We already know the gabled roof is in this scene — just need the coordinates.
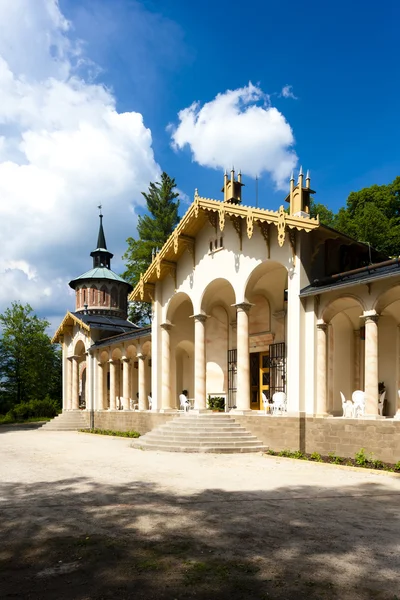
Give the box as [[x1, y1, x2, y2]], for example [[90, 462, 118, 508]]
[[52, 311, 90, 343], [130, 193, 320, 302], [52, 311, 139, 343]]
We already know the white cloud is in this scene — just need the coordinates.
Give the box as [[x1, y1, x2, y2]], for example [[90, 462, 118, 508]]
[[280, 85, 297, 100], [0, 0, 161, 326], [169, 82, 297, 189]]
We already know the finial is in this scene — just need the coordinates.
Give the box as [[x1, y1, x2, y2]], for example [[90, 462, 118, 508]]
[[98, 204, 103, 218], [299, 166, 303, 176], [290, 171, 294, 181], [231, 165, 235, 173], [194, 188, 198, 198]]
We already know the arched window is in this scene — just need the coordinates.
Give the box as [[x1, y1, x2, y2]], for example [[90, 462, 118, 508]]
[[101, 285, 108, 306], [111, 286, 118, 307]]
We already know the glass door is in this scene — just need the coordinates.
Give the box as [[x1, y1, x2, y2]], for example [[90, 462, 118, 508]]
[[259, 352, 270, 408]]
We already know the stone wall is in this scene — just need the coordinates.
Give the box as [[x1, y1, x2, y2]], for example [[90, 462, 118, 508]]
[[92, 411, 400, 463], [93, 411, 175, 435]]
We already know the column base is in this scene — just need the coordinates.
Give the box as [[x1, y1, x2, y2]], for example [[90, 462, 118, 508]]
[[159, 408, 178, 413], [229, 409, 253, 415], [393, 410, 400, 420]]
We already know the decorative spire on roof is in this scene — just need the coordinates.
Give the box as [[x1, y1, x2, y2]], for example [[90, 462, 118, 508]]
[[90, 208, 114, 269]]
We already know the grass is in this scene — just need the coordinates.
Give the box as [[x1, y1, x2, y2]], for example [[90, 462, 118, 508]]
[[80, 428, 140, 438], [266, 447, 400, 473], [0, 416, 52, 425]]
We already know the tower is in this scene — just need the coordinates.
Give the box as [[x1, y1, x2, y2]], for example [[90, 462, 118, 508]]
[[284, 167, 315, 218], [69, 210, 133, 319], [221, 168, 244, 204]]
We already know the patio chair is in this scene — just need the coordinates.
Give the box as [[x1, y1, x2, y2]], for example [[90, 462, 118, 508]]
[[378, 391, 386, 416], [148, 395, 152, 411], [352, 390, 365, 418], [340, 391, 354, 418], [271, 392, 287, 415], [179, 393, 190, 412], [262, 392, 270, 415]]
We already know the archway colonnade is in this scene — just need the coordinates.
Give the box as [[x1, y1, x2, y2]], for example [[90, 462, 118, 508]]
[[317, 287, 400, 418]]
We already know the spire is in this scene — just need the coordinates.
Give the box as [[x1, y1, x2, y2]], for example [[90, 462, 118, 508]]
[[90, 207, 113, 269], [96, 205, 107, 250]]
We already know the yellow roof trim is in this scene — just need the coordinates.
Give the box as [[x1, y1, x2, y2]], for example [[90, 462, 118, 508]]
[[52, 311, 90, 343], [130, 195, 320, 302]]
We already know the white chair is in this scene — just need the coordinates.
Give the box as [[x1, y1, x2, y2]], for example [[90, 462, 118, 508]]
[[340, 391, 353, 418], [352, 390, 365, 418], [378, 391, 386, 416], [271, 392, 287, 415], [179, 393, 190, 412], [147, 395, 152, 411], [262, 392, 270, 415]]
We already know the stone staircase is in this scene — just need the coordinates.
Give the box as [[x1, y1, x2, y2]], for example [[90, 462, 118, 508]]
[[41, 411, 90, 431], [131, 413, 266, 453]]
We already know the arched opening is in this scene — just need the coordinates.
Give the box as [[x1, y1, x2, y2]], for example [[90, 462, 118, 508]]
[[375, 286, 400, 416], [201, 278, 236, 409], [244, 261, 288, 410], [167, 292, 194, 408], [74, 340, 86, 409], [322, 295, 364, 415], [111, 286, 118, 308]]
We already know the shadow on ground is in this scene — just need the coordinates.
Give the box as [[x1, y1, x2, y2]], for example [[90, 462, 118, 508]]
[[1, 471, 400, 599]]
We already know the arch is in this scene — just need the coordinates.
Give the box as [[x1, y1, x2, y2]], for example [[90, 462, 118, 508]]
[[141, 340, 152, 356], [200, 278, 236, 316], [249, 294, 271, 335], [82, 286, 87, 306], [374, 285, 400, 315], [99, 350, 109, 364], [176, 340, 194, 404], [166, 291, 194, 323], [322, 294, 365, 325], [126, 344, 138, 359], [111, 347, 122, 360], [74, 339, 86, 357], [101, 285, 108, 306], [91, 286, 97, 305], [244, 260, 287, 304]]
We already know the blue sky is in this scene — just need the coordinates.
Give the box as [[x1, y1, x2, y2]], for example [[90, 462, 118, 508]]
[[62, 0, 399, 212], [0, 0, 398, 327]]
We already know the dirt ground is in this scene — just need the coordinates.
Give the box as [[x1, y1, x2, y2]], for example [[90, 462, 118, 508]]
[[1, 427, 400, 600]]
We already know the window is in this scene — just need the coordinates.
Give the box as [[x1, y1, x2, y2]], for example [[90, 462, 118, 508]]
[[209, 236, 224, 254]]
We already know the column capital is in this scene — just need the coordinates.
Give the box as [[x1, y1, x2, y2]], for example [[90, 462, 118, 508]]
[[68, 354, 80, 361], [233, 302, 254, 314], [362, 311, 379, 324], [108, 358, 118, 365], [316, 321, 328, 332], [191, 313, 208, 323], [137, 353, 147, 361], [160, 322, 173, 331], [121, 356, 131, 363]]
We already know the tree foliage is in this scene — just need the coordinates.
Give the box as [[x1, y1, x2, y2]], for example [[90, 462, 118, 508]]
[[0, 302, 61, 413], [123, 172, 180, 325], [311, 176, 400, 257]]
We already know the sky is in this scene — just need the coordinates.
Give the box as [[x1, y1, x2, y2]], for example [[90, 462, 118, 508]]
[[0, 0, 398, 331]]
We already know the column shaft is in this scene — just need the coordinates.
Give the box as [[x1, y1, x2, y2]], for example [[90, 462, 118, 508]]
[[122, 359, 130, 410], [316, 323, 328, 415], [138, 355, 147, 410], [354, 329, 361, 391], [72, 358, 79, 410], [364, 315, 379, 416], [109, 360, 117, 411], [66, 358, 72, 410], [236, 304, 251, 411], [161, 324, 172, 410], [194, 315, 207, 410], [97, 363, 104, 410]]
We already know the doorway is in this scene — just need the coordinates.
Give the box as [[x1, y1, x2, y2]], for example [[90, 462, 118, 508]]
[[250, 351, 270, 410]]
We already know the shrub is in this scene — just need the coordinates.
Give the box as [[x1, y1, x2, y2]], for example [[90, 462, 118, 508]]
[[6, 396, 60, 421], [355, 448, 369, 467], [82, 429, 140, 438], [310, 452, 323, 462], [207, 396, 225, 412]]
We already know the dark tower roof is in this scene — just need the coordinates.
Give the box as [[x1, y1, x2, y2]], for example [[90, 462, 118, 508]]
[[90, 211, 113, 270]]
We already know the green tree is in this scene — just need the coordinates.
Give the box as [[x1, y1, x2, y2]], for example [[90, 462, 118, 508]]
[[0, 302, 61, 413], [123, 172, 180, 324], [310, 198, 336, 227]]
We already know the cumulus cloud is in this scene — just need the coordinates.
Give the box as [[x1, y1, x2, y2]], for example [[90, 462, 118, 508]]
[[280, 85, 298, 100], [169, 82, 297, 189], [0, 0, 161, 326]]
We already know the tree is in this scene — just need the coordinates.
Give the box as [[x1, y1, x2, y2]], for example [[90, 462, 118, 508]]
[[123, 172, 180, 324], [0, 302, 61, 413], [313, 176, 400, 257]]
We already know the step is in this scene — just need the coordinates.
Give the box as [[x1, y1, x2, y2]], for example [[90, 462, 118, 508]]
[[146, 432, 255, 440], [131, 442, 265, 454], [132, 439, 263, 448]]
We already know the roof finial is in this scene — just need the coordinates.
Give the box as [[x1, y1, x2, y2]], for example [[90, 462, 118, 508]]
[[305, 169, 310, 189], [290, 171, 294, 182], [98, 204, 103, 218]]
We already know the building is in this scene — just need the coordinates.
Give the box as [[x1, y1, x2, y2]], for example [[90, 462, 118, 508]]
[[53, 171, 400, 461]]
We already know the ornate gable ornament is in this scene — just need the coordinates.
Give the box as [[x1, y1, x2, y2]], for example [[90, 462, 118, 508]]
[[130, 173, 320, 303]]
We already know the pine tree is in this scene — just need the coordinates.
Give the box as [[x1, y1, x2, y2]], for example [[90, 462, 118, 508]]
[[123, 172, 180, 324]]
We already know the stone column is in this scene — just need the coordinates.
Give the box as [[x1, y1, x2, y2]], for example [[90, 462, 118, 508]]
[[193, 314, 207, 410], [235, 303, 252, 411], [97, 362, 104, 410], [160, 323, 172, 410], [364, 313, 379, 416], [66, 357, 73, 410], [354, 329, 361, 391], [109, 360, 117, 411], [122, 358, 131, 410], [138, 354, 147, 411], [71, 357, 79, 410], [316, 322, 328, 415]]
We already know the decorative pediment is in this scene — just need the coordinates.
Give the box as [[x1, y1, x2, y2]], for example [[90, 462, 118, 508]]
[[52, 311, 90, 343]]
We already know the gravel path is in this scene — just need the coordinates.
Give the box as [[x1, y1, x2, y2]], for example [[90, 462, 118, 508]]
[[1, 428, 400, 599]]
